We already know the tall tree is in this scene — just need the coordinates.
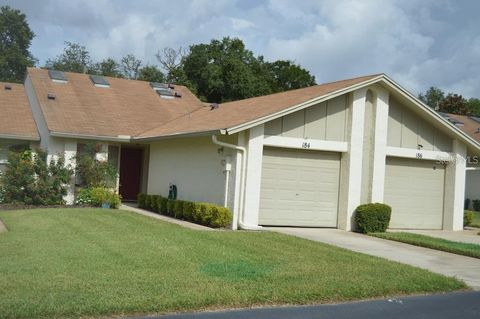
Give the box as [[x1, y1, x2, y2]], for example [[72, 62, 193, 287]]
[[181, 37, 273, 102], [156, 47, 186, 83], [121, 54, 142, 79], [466, 98, 480, 116], [45, 41, 91, 73], [418, 87, 445, 109], [265, 60, 316, 92], [0, 6, 36, 83], [138, 65, 165, 83], [90, 58, 123, 77], [438, 93, 468, 115]]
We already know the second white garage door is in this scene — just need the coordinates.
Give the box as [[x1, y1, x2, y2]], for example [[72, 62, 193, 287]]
[[258, 148, 340, 227], [384, 157, 445, 230]]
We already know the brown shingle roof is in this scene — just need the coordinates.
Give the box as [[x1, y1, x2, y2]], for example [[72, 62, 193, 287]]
[[136, 74, 382, 139], [27, 68, 204, 138], [0, 82, 39, 140], [445, 113, 480, 143]]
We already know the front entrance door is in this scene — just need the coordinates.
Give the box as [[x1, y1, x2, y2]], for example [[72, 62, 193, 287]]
[[119, 147, 143, 201]]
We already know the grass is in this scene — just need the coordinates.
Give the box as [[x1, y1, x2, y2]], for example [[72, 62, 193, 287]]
[[371, 232, 480, 259], [471, 211, 480, 228], [0, 209, 466, 319]]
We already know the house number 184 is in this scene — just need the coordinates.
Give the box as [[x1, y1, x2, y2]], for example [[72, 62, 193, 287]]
[[302, 142, 311, 149]]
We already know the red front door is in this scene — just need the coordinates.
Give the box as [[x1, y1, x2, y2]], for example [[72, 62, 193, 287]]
[[119, 147, 143, 201]]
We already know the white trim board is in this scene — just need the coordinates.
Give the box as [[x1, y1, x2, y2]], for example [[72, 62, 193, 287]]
[[263, 136, 348, 153], [386, 146, 452, 162]]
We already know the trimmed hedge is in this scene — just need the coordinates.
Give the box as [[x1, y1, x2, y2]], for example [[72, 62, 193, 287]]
[[354, 203, 392, 233], [137, 193, 232, 228]]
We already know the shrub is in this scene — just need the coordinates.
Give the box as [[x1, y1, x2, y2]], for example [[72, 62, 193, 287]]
[[174, 200, 185, 219], [354, 203, 392, 233], [182, 201, 195, 221], [75, 188, 93, 205], [1, 149, 72, 205], [151, 195, 162, 213], [464, 210, 474, 227], [166, 199, 175, 216], [159, 197, 168, 214], [75, 143, 117, 188], [473, 200, 480, 212], [89, 187, 121, 209], [465, 198, 471, 210], [210, 205, 232, 228], [137, 193, 147, 208], [145, 195, 153, 211]]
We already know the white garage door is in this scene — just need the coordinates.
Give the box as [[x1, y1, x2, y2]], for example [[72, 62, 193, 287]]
[[384, 157, 445, 230], [259, 148, 340, 227]]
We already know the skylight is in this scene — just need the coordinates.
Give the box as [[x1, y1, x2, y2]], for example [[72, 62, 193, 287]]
[[89, 75, 110, 87], [155, 88, 174, 98], [48, 70, 68, 83], [150, 82, 169, 90], [470, 116, 480, 123]]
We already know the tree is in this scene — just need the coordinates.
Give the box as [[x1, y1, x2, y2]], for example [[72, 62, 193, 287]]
[[418, 87, 445, 109], [121, 54, 142, 79], [156, 47, 186, 83], [438, 93, 468, 115], [138, 65, 165, 82], [181, 37, 273, 102], [0, 6, 36, 83], [45, 41, 91, 73], [265, 60, 316, 92], [466, 98, 480, 116], [89, 58, 123, 78]]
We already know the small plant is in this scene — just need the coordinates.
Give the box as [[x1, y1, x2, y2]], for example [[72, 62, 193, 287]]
[[354, 203, 392, 233], [77, 187, 121, 209], [75, 143, 117, 189], [137, 193, 147, 208], [464, 210, 474, 227]]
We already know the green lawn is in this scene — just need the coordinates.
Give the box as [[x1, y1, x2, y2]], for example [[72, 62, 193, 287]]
[[0, 209, 466, 319], [471, 211, 480, 228], [371, 232, 480, 259]]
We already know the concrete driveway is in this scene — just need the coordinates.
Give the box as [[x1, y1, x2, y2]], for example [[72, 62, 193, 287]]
[[266, 227, 480, 290]]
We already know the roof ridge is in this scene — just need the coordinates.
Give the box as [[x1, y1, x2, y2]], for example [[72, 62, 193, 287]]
[[220, 73, 384, 106]]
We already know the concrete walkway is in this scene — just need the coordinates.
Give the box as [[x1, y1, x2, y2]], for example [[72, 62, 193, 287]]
[[391, 228, 480, 245], [266, 227, 480, 290], [120, 204, 213, 231]]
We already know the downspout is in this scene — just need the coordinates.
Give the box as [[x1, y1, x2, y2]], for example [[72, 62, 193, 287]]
[[212, 135, 262, 230]]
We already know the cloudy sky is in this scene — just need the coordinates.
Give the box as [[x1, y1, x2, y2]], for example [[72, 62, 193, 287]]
[[3, 0, 480, 97]]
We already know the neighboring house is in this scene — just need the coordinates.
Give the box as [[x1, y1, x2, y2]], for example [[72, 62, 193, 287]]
[[0, 82, 40, 173], [440, 113, 480, 208], [2, 67, 480, 231]]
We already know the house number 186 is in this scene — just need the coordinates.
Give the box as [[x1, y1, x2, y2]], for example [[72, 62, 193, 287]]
[[302, 142, 311, 149]]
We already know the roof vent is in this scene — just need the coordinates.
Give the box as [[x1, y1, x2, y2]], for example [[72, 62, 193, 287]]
[[4, 84, 12, 90], [168, 84, 175, 89], [89, 75, 110, 88], [476, 128, 480, 134], [48, 70, 68, 83], [210, 103, 219, 110], [174, 92, 182, 98], [47, 93, 56, 100]]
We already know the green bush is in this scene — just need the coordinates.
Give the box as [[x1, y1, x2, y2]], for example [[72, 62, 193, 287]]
[[138, 194, 232, 228], [75, 143, 117, 188], [174, 200, 185, 219], [464, 210, 474, 227], [76, 187, 121, 209], [137, 193, 147, 208], [0, 149, 72, 205], [473, 200, 480, 212], [354, 203, 392, 233], [151, 195, 162, 213], [89, 187, 121, 209]]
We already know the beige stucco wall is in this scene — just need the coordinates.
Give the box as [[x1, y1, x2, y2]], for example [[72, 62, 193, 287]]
[[264, 94, 348, 141], [147, 136, 237, 207], [387, 97, 452, 151]]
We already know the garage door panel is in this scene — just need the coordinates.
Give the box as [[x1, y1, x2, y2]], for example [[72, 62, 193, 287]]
[[384, 157, 445, 230], [259, 148, 340, 227]]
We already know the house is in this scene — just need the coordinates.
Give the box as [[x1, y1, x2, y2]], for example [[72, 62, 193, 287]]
[[439, 113, 480, 208], [1, 67, 479, 231]]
